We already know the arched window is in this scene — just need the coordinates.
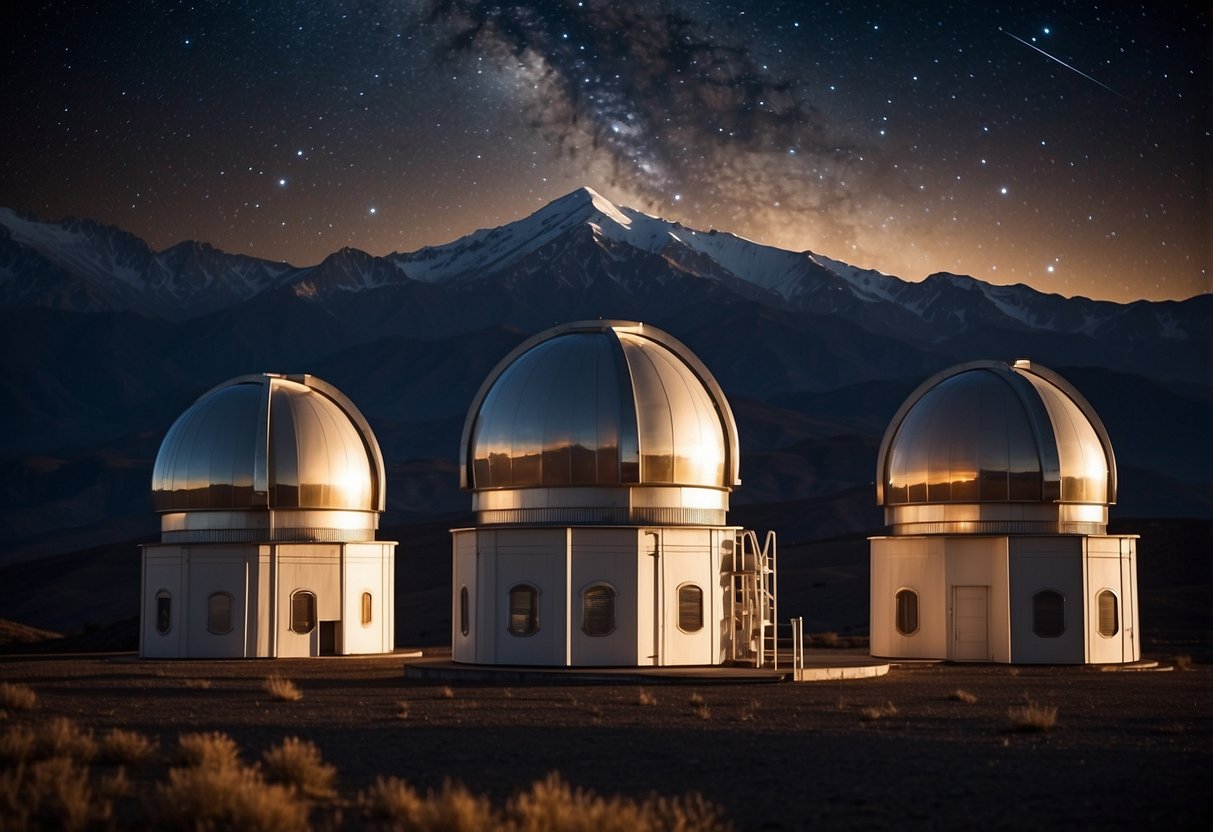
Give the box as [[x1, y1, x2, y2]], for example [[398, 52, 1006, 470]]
[[459, 587, 469, 637], [581, 584, 616, 637], [1096, 590, 1119, 637], [677, 584, 703, 633], [155, 590, 172, 635], [291, 590, 317, 635], [360, 592, 373, 627], [207, 592, 233, 634], [1032, 590, 1065, 638], [895, 589, 919, 635], [508, 585, 539, 636]]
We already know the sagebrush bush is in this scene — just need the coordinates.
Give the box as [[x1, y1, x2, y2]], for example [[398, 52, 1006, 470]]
[[264, 675, 303, 702], [949, 689, 978, 704], [0, 682, 38, 712], [1008, 702, 1058, 732], [38, 717, 97, 762], [636, 688, 657, 707], [361, 776, 495, 831], [1174, 654, 1192, 671], [0, 723, 36, 764], [154, 760, 307, 832], [97, 727, 157, 765], [0, 755, 110, 832], [177, 731, 242, 770], [261, 736, 337, 799]]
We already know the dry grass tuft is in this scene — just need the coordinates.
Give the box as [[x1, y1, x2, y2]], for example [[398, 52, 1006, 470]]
[[636, 688, 657, 707], [1007, 701, 1058, 732], [261, 736, 337, 799], [860, 702, 899, 721], [508, 772, 732, 832], [358, 772, 733, 832], [361, 776, 495, 831], [0, 755, 110, 832], [396, 700, 411, 719], [0, 682, 38, 712], [177, 731, 242, 770], [97, 727, 157, 765], [1174, 654, 1192, 671], [264, 674, 303, 702], [154, 758, 308, 832], [949, 689, 978, 704], [182, 678, 213, 690], [37, 716, 97, 762], [438, 685, 455, 700], [0, 723, 36, 764]]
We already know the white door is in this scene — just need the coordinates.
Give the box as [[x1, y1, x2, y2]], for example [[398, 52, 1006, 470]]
[[953, 586, 989, 661]]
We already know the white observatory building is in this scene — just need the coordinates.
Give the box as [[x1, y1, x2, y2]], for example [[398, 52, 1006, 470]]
[[140, 374, 396, 658], [451, 321, 776, 667], [869, 360, 1139, 664]]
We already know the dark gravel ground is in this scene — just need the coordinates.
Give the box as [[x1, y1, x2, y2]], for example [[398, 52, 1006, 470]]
[[1, 652, 1210, 830]]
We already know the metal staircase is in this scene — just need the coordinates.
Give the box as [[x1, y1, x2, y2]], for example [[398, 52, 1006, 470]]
[[726, 529, 778, 667]]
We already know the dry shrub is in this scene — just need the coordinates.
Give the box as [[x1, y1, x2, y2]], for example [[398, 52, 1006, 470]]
[[396, 700, 411, 719], [860, 702, 899, 721], [97, 727, 157, 765], [264, 674, 303, 702], [261, 736, 337, 799], [0, 682, 38, 711], [1174, 654, 1192, 671], [154, 760, 307, 832], [0, 723, 36, 763], [438, 685, 455, 700], [949, 689, 978, 704], [361, 776, 495, 831], [508, 772, 731, 832], [0, 756, 110, 832], [688, 692, 705, 707], [1008, 702, 1058, 732], [360, 773, 733, 832], [98, 766, 132, 800], [183, 678, 213, 690], [37, 717, 97, 762], [636, 688, 657, 707], [177, 731, 242, 770]]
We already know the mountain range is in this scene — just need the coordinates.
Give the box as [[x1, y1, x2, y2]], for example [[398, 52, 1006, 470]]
[[0, 187, 1208, 635]]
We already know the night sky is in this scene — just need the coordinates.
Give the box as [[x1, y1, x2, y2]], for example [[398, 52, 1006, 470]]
[[3, 1, 1208, 303]]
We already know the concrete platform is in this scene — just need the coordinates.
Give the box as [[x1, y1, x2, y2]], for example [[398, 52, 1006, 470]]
[[403, 651, 890, 684]]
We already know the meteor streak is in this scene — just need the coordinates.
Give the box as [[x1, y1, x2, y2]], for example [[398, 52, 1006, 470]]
[[1003, 30, 1127, 99]]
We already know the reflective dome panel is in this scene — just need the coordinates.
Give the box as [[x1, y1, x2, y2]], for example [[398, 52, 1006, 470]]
[[1020, 372, 1109, 503], [463, 321, 738, 494], [153, 374, 385, 514], [884, 369, 1044, 505], [877, 360, 1116, 530]]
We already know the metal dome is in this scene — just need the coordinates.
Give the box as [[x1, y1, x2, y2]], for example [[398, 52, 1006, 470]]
[[876, 360, 1116, 535], [152, 374, 385, 543], [461, 321, 739, 526]]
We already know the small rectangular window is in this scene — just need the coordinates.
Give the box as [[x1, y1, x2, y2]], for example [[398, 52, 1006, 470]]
[[155, 591, 172, 635], [508, 585, 539, 636], [460, 587, 469, 637], [1096, 590, 1119, 637], [207, 592, 233, 634], [291, 591, 317, 634], [1032, 590, 1065, 638], [678, 585, 703, 633]]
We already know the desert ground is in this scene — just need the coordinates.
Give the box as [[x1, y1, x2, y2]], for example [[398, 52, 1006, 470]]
[[1, 651, 1209, 830]]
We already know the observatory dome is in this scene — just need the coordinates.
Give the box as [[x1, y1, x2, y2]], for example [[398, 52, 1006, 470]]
[[876, 360, 1116, 536], [152, 374, 385, 542], [461, 321, 739, 526]]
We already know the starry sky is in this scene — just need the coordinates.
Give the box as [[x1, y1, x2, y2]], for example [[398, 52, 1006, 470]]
[[2, 1, 1208, 303]]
